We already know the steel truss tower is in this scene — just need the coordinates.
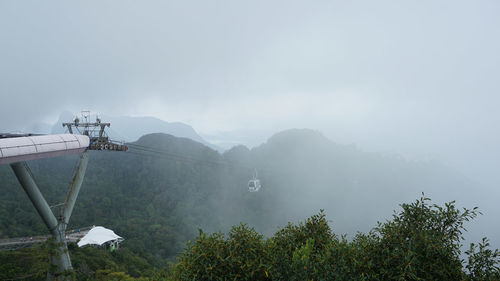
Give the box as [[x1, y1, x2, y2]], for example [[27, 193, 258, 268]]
[[63, 111, 127, 151]]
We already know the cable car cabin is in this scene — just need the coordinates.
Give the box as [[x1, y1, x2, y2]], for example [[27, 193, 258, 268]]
[[248, 179, 261, 192]]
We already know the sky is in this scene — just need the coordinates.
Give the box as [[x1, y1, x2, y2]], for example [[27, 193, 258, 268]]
[[1, 0, 500, 185]]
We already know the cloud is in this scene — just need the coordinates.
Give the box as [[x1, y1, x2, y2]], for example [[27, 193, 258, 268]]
[[0, 0, 499, 178], [1, 0, 500, 253]]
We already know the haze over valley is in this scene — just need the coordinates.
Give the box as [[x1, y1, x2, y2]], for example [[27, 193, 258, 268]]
[[1, 0, 499, 279]]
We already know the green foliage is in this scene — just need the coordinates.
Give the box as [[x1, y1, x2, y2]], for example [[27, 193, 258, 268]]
[[353, 196, 479, 280], [0, 244, 49, 280], [0, 242, 154, 280], [465, 238, 500, 281], [0, 132, 496, 279], [168, 196, 500, 281], [69, 243, 153, 280], [172, 225, 270, 281], [94, 269, 150, 281], [1, 196, 500, 280], [269, 211, 334, 280]]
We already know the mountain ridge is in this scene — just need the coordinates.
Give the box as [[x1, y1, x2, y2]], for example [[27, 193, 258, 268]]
[[0, 126, 488, 271], [50, 111, 220, 151]]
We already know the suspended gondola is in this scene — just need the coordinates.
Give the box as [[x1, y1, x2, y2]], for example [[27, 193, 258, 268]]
[[248, 169, 261, 192]]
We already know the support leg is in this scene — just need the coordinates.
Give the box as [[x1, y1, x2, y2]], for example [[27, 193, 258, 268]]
[[10, 152, 89, 279], [63, 152, 89, 224], [10, 162, 58, 231]]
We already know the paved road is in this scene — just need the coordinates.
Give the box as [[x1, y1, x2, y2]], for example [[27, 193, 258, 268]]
[[0, 227, 92, 250]]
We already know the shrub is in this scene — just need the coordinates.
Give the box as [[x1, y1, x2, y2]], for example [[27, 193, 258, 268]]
[[172, 224, 270, 281], [465, 237, 500, 281], [167, 197, 499, 281]]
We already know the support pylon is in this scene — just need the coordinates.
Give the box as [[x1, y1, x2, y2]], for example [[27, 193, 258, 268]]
[[10, 152, 89, 280]]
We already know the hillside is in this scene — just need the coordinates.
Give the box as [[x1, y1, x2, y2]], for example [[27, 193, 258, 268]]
[[0, 129, 477, 272], [221, 129, 475, 236]]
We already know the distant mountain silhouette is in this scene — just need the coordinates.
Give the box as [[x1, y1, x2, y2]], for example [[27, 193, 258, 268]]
[[50, 111, 220, 150]]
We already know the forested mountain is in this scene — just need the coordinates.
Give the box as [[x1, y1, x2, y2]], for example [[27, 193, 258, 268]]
[[0, 129, 477, 275]]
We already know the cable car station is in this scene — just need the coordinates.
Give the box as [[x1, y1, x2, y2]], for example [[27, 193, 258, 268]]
[[0, 112, 126, 279]]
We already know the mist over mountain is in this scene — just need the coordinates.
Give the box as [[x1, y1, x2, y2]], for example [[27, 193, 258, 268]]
[[223, 129, 481, 235], [1, 128, 494, 271]]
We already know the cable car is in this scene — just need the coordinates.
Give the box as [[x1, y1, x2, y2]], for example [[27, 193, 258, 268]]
[[248, 170, 261, 192]]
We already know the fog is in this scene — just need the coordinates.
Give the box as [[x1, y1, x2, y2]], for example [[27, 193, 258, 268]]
[[1, 1, 499, 249]]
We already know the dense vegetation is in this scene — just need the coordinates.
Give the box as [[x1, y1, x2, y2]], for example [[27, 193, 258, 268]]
[[0, 242, 155, 280], [171, 197, 500, 281], [0, 129, 495, 279], [1, 197, 499, 280]]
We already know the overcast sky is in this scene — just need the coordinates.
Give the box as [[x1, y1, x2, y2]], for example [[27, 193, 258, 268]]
[[1, 0, 500, 185]]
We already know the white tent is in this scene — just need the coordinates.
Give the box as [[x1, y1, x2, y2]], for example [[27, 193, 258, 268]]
[[77, 226, 123, 247]]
